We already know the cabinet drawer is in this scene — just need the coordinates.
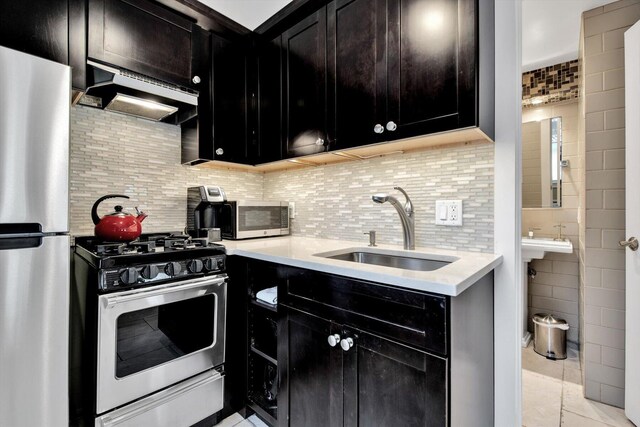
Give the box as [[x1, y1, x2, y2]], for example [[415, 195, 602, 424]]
[[280, 266, 448, 356]]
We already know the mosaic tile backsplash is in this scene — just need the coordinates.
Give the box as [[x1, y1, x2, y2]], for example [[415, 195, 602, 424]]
[[263, 141, 495, 252], [522, 60, 580, 108], [70, 106, 263, 236], [70, 106, 494, 252]]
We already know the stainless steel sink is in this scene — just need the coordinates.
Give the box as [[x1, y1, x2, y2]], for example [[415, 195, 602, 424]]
[[316, 249, 454, 272]]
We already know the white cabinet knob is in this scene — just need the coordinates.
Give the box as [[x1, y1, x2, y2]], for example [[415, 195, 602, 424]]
[[374, 124, 384, 134], [386, 121, 397, 131], [327, 334, 341, 347], [192, 75, 201, 84], [215, 148, 224, 155], [340, 337, 354, 351]]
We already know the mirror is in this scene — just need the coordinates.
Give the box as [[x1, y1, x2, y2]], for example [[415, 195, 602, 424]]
[[522, 117, 563, 208]]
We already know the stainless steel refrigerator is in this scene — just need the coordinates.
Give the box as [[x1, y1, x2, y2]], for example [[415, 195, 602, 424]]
[[0, 46, 70, 426]]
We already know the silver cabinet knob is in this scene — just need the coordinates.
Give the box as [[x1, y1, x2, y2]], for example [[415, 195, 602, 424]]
[[374, 124, 384, 134], [340, 337, 354, 351], [192, 75, 201, 84], [215, 148, 224, 156], [619, 237, 639, 251], [327, 334, 341, 347], [315, 138, 325, 146], [386, 121, 397, 131]]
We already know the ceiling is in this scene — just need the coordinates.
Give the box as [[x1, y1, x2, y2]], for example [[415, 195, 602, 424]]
[[522, 0, 614, 71], [197, 0, 293, 30], [198, 0, 616, 70]]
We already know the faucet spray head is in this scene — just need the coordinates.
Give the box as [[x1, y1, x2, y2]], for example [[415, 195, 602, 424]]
[[372, 194, 389, 204]]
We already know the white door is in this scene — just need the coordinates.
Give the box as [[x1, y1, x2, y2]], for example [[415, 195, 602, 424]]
[[624, 21, 640, 425]]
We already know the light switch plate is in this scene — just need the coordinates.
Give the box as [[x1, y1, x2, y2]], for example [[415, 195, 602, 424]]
[[288, 202, 296, 219], [435, 200, 462, 226]]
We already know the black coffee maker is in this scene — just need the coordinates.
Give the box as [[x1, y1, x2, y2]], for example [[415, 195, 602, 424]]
[[186, 186, 226, 239]]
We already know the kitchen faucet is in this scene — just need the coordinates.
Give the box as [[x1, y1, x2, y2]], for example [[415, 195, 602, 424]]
[[371, 186, 415, 250]]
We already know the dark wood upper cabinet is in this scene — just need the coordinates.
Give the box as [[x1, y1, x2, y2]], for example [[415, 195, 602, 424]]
[[282, 8, 328, 158], [326, 0, 387, 150], [386, 0, 477, 140], [88, 0, 203, 90], [257, 36, 284, 163], [0, 0, 68, 65], [210, 32, 249, 163]]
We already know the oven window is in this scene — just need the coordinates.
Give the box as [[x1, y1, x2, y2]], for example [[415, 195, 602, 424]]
[[238, 206, 283, 231], [115, 294, 215, 378]]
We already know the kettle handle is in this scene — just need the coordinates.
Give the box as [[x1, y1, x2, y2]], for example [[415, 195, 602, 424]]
[[91, 194, 130, 225]]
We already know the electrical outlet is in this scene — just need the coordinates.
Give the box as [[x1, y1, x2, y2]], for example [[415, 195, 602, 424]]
[[288, 201, 296, 219], [435, 200, 462, 226]]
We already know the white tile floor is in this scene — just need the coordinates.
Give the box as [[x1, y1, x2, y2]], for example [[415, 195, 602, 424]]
[[214, 413, 270, 427], [523, 344, 635, 427]]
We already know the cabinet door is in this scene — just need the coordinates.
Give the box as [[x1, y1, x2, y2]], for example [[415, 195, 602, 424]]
[[0, 0, 68, 65], [343, 329, 447, 427], [280, 306, 343, 427], [211, 33, 249, 163], [282, 8, 327, 158], [257, 36, 284, 163], [387, 0, 476, 140], [327, 0, 387, 150], [88, 0, 197, 89]]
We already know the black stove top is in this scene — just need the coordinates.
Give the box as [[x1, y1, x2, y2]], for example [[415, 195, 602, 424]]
[[74, 232, 228, 292]]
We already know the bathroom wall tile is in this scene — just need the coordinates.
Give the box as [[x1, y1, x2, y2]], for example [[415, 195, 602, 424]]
[[584, 248, 625, 270], [584, 361, 625, 388], [601, 308, 625, 330], [531, 296, 578, 315], [585, 324, 625, 350], [603, 149, 625, 170], [584, 267, 602, 287], [584, 34, 603, 56], [603, 0, 640, 13], [583, 50, 624, 74], [603, 68, 625, 91], [585, 209, 625, 229], [602, 268, 625, 290], [585, 112, 604, 132], [585, 190, 603, 209], [529, 283, 553, 298], [585, 287, 626, 311], [585, 229, 602, 248], [584, 343, 602, 363], [585, 170, 625, 190], [585, 88, 625, 113], [603, 27, 627, 51], [584, 3, 640, 37], [552, 261, 579, 276], [585, 73, 603, 94], [600, 384, 625, 408], [603, 189, 625, 210], [604, 108, 625, 129], [585, 128, 625, 151], [584, 305, 602, 325], [601, 229, 625, 249], [552, 287, 579, 302]]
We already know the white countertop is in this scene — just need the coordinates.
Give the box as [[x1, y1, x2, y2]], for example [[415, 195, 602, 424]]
[[221, 236, 502, 296]]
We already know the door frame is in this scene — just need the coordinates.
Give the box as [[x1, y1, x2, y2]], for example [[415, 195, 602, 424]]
[[494, 0, 523, 425]]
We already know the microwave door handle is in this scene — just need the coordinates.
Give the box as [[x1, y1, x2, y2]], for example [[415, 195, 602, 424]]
[[102, 275, 226, 309]]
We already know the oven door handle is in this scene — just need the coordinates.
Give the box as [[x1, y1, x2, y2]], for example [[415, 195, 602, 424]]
[[102, 275, 227, 309]]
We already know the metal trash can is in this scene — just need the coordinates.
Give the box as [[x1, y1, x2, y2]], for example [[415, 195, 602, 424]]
[[532, 313, 569, 360]]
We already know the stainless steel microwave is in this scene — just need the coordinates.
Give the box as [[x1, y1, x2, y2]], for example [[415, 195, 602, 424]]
[[220, 201, 290, 240]]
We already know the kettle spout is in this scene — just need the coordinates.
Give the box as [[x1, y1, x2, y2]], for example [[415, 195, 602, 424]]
[[135, 207, 148, 222]]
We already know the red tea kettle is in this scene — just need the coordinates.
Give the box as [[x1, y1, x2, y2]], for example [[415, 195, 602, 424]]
[[91, 194, 147, 242]]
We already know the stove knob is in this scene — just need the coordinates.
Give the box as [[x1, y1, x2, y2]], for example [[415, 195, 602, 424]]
[[141, 265, 159, 280], [188, 259, 204, 273], [165, 262, 182, 277], [216, 258, 225, 270], [119, 267, 139, 285], [204, 257, 218, 271]]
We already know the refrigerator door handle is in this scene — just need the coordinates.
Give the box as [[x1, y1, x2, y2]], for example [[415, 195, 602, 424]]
[[0, 236, 43, 250]]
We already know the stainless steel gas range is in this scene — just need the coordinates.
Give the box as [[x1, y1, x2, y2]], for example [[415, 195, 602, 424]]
[[71, 233, 228, 427]]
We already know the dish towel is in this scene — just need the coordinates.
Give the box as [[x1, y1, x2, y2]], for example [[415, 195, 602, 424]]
[[256, 286, 277, 306]]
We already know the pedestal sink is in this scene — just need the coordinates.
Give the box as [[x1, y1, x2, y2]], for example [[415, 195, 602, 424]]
[[521, 237, 573, 347]]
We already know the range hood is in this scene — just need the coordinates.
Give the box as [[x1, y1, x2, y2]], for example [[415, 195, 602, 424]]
[[79, 61, 198, 124]]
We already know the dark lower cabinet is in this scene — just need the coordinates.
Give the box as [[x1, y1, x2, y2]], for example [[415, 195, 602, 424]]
[[0, 0, 68, 65], [281, 306, 447, 427], [280, 308, 343, 427]]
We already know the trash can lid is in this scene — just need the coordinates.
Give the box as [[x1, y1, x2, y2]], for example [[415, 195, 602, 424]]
[[532, 313, 569, 329]]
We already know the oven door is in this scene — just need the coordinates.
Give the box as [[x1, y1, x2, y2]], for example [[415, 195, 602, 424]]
[[96, 275, 227, 414]]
